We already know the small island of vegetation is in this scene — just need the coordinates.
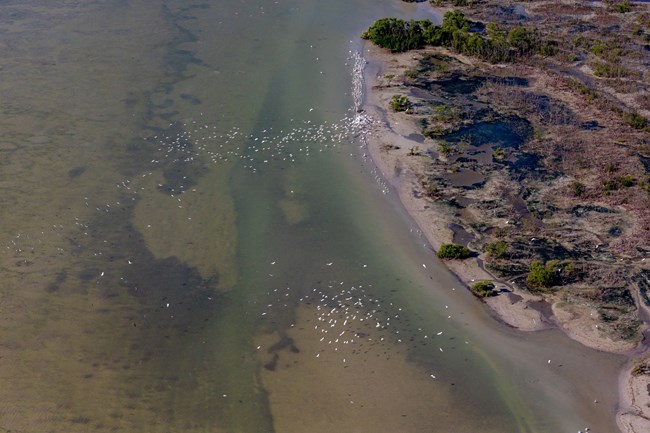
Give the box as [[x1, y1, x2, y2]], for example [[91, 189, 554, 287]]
[[362, 11, 555, 62], [437, 243, 471, 259], [471, 280, 497, 298]]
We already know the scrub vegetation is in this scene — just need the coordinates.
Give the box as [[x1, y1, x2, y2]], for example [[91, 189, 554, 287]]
[[363, 11, 555, 62], [437, 243, 472, 259], [366, 0, 650, 345], [471, 281, 497, 297]]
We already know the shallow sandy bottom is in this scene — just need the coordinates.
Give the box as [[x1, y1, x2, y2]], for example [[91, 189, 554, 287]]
[[256, 305, 507, 433]]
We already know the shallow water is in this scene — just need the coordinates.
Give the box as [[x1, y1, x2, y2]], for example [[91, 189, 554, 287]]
[[445, 118, 533, 149], [0, 1, 625, 433]]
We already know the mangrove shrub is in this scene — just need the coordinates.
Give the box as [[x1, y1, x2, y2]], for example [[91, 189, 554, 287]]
[[437, 243, 471, 259], [361, 18, 430, 52], [526, 261, 557, 288], [471, 281, 497, 297], [486, 240, 509, 259], [390, 95, 412, 112], [363, 11, 553, 63]]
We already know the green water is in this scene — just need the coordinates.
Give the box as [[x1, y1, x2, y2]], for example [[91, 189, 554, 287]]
[[0, 1, 624, 432]]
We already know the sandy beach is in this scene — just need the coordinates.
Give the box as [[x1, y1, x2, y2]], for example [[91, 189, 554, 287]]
[[359, 43, 650, 433]]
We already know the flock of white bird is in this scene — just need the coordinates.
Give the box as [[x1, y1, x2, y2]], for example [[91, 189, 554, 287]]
[[258, 276, 457, 382], [4, 50, 456, 384], [2, 51, 380, 266]]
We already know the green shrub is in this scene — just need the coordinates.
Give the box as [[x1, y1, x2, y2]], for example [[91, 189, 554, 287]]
[[602, 179, 619, 191], [486, 240, 509, 259], [619, 175, 636, 188], [404, 69, 418, 79], [437, 141, 453, 156], [471, 281, 497, 297], [424, 183, 440, 198], [606, 162, 619, 173], [364, 12, 553, 63], [526, 261, 558, 288], [431, 104, 461, 122], [539, 40, 558, 56], [507, 27, 538, 55], [361, 18, 430, 52], [442, 10, 470, 32], [591, 41, 608, 57], [603, 176, 636, 191], [485, 22, 505, 40], [571, 181, 586, 197], [390, 95, 411, 112], [622, 111, 648, 130], [423, 126, 445, 138], [613, 0, 631, 13], [632, 361, 650, 376], [566, 78, 598, 100], [573, 36, 590, 48], [438, 243, 472, 259], [593, 61, 628, 78]]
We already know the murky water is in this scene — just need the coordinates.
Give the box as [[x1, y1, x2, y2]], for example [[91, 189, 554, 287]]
[[0, 1, 624, 432]]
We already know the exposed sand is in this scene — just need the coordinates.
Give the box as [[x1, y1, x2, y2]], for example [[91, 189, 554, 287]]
[[618, 359, 650, 433], [360, 43, 650, 433]]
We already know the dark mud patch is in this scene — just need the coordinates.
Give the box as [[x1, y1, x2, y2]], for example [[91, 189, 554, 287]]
[[443, 169, 486, 189], [443, 117, 533, 150], [71, 416, 92, 425], [180, 93, 202, 105], [450, 223, 474, 246], [406, 133, 425, 143], [638, 154, 650, 173], [506, 153, 558, 182], [570, 204, 620, 218], [508, 238, 583, 262], [517, 93, 577, 126], [68, 166, 86, 179], [45, 270, 68, 293], [508, 153, 540, 172], [420, 74, 487, 95], [580, 120, 604, 130], [527, 299, 554, 322], [264, 353, 280, 371]]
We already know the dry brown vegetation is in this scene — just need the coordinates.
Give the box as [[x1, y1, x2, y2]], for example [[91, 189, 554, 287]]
[[379, 0, 650, 344], [457, 1, 649, 113]]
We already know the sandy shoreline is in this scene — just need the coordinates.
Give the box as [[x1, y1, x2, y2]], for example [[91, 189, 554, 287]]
[[359, 43, 650, 433]]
